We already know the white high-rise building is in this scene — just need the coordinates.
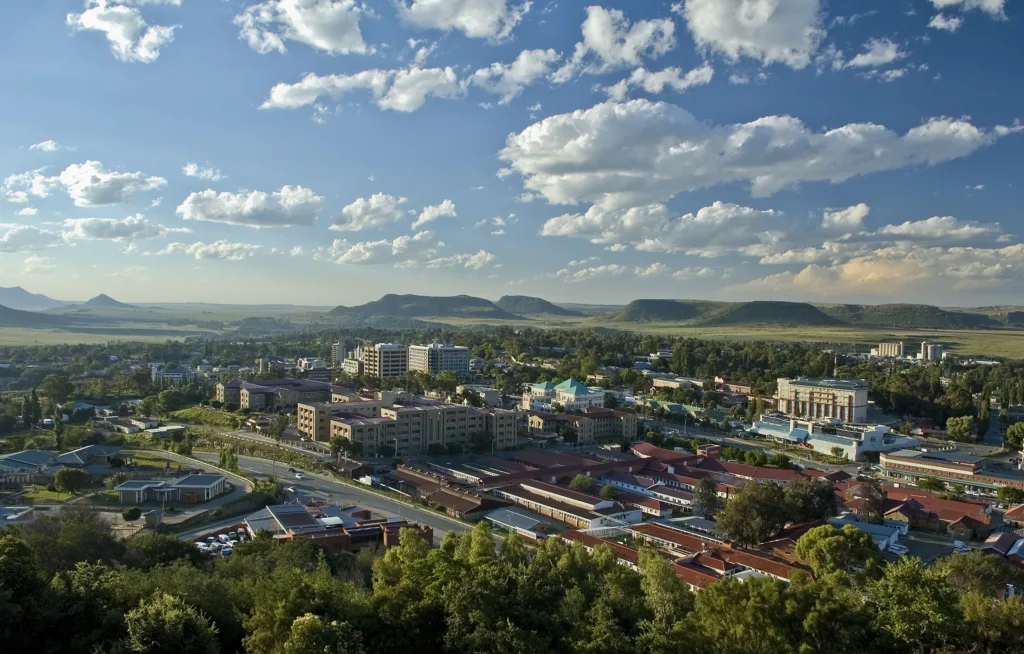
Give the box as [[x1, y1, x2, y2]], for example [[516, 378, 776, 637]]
[[408, 343, 470, 377]]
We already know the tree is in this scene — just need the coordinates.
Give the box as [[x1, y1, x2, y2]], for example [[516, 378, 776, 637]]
[[916, 476, 946, 492], [744, 450, 768, 467], [39, 374, 75, 404], [997, 486, 1024, 504], [686, 576, 795, 654], [55, 468, 90, 494], [436, 371, 459, 394], [869, 556, 962, 653], [845, 478, 886, 523], [140, 395, 162, 418], [52, 409, 65, 449], [218, 447, 238, 471], [123, 592, 219, 654], [935, 550, 1024, 597], [768, 453, 792, 469], [122, 506, 142, 522], [599, 484, 618, 500], [283, 614, 365, 654], [1005, 422, 1024, 448], [946, 416, 976, 442], [795, 524, 882, 576], [693, 477, 719, 519], [784, 477, 838, 523], [717, 481, 791, 546], [269, 414, 290, 442], [559, 425, 578, 444], [830, 446, 847, 461], [569, 474, 594, 493]]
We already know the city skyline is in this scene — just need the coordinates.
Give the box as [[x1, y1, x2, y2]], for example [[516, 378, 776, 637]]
[[2, 1, 1023, 307]]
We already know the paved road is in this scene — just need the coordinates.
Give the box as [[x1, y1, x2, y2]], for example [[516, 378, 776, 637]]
[[192, 453, 472, 545]]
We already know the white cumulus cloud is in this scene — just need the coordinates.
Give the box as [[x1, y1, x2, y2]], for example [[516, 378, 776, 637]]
[[412, 199, 456, 229], [0, 225, 64, 253], [261, 66, 462, 113], [182, 163, 226, 181], [319, 230, 439, 266], [62, 214, 177, 242], [470, 49, 561, 104], [158, 240, 261, 261], [3, 161, 167, 207], [398, 0, 532, 41], [29, 140, 63, 152], [552, 6, 676, 82], [677, 0, 824, 69], [822, 203, 870, 231], [844, 38, 906, 68], [928, 13, 963, 31], [235, 0, 372, 55], [16, 207, 38, 216], [555, 263, 627, 282], [426, 250, 496, 269], [603, 62, 714, 100], [332, 193, 408, 231], [499, 99, 1023, 208], [67, 0, 179, 63], [176, 186, 323, 228], [931, 0, 1005, 18]]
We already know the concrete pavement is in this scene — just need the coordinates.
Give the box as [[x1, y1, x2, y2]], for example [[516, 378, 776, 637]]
[[192, 453, 473, 544]]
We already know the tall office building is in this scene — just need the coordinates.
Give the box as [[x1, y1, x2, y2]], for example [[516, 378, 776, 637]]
[[364, 343, 409, 379], [775, 378, 870, 423], [408, 343, 470, 377], [330, 342, 346, 365], [878, 342, 904, 358]]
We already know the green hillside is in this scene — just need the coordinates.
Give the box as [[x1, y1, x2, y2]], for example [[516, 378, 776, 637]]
[[607, 299, 718, 322], [496, 295, 582, 317], [818, 303, 1002, 329], [0, 304, 73, 328], [700, 301, 844, 327], [330, 294, 523, 320]]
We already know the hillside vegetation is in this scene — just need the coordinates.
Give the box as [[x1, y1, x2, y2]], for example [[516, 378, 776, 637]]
[[496, 295, 581, 316], [330, 294, 523, 320], [0, 304, 72, 328], [703, 301, 844, 327], [819, 303, 1002, 329], [608, 299, 718, 322]]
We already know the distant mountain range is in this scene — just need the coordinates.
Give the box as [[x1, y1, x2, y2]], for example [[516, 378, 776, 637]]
[[327, 294, 1024, 331], [330, 294, 522, 321], [0, 304, 72, 328], [0, 286, 68, 311]]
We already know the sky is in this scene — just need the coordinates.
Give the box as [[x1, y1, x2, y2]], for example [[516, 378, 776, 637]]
[[1, 0, 1023, 307]]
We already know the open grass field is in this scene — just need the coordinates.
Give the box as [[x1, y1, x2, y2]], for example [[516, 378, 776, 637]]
[[130, 451, 188, 470], [432, 316, 1024, 359]]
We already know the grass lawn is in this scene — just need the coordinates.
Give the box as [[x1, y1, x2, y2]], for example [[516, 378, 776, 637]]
[[129, 451, 187, 469], [85, 490, 122, 506], [22, 485, 72, 502]]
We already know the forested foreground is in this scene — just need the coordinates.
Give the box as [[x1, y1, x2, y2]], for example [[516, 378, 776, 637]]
[[2, 511, 1024, 654]]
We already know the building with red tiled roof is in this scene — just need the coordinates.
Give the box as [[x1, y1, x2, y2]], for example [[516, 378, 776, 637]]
[[717, 546, 802, 581], [671, 562, 721, 589], [560, 531, 640, 568], [696, 458, 804, 483], [631, 522, 723, 553], [1004, 504, 1024, 527], [631, 442, 697, 466]]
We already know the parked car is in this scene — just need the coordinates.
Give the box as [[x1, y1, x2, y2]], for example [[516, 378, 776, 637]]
[[218, 534, 231, 544], [228, 532, 239, 542], [221, 546, 233, 558], [888, 543, 909, 555]]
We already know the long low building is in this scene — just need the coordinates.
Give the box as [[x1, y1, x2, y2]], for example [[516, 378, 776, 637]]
[[493, 479, 642, 529], [879, 449, 1024, 492], [114, 473, 228, 504], [752, 414, 918, 462]]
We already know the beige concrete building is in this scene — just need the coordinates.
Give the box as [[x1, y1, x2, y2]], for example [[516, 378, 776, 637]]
[[775, 378, 869, 423], [341, 358, 363, 376], [216, 378, 337, 411], [878, 342, 904, 358], [528, 407, 638, 444], [327, 396, 516, 456], [457, 384, 501, 407], [297, 400, 382, 442], [364, 343, 408, 379]]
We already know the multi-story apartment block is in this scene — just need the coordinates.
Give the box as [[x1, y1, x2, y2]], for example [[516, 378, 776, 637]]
[[528, 407, 637, 444], [342, 358, 364, 376], [326, 395, 516, 456], [408, 343, 470, 376], [330, 342, 346, 365], [216, 378, 339, 411], [363, 343, 409, 379], [151, 363, 197, 386], [297, 400, 382, 442], [521, 378, 605, 412], [774, 378, 869, 423]]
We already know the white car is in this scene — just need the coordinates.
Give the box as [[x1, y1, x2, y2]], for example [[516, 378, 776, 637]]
[[294, 472, 304, 479], [888, 543, 909, 555], [286, 486, 296, 493]]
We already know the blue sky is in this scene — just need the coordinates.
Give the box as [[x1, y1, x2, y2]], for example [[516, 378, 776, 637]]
[[1, 0, 1022, 307]]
